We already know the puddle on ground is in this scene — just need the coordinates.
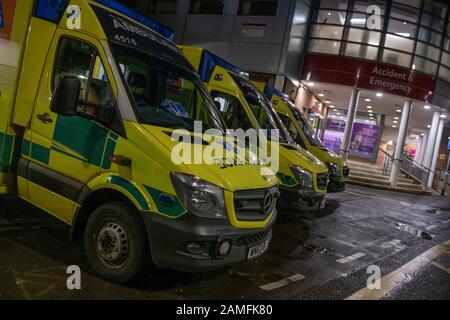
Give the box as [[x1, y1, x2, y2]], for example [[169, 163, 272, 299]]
[[303, 243, 329, 254], [394, 222, 433, 240]]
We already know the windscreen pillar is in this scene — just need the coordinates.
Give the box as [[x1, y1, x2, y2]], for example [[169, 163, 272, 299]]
[[274, 75, 285, 91], [422, 112, 441, 170], [428, 118, 445, 188], [390, 100, 412, 187], [340, 88, 360, 160]]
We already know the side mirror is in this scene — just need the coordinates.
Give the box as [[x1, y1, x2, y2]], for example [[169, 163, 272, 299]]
[[51, 76, 80, 115]]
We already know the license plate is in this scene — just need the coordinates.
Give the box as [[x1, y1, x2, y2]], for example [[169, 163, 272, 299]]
[[247, 239, 270, 259], [320, 198, 326, 209]]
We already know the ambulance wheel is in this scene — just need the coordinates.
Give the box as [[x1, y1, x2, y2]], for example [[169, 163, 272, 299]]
[[84, 202, 146, 283]]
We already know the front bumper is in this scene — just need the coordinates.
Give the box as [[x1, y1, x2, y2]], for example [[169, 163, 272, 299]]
[[277, 185, 326, 212], [139, 210, 276, 272]]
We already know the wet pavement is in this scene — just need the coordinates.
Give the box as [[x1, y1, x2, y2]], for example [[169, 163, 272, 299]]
[[0, 185, 449, 300]]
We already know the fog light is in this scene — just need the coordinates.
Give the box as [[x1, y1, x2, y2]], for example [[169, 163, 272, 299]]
[[216, 239, 232, 258], [187, 242, 206, 255]]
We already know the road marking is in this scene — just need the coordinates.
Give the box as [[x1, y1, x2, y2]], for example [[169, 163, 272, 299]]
[[346, 239, 450, 300], [430, 261, 450, 274], [426, 225, 438, 230], [259, 273, 305, 291], [380, 239, 401, 248], [380, 239, 406, 251], [336, 252, 366, 264]]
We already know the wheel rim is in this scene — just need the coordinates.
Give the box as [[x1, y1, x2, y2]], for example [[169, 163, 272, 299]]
[[96, 222, 129, 268]]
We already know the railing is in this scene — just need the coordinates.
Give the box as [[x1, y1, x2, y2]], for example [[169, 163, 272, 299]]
[[377, 148, 392, 176], [400, 154, 432, 189], [375, 148, 431, 190]]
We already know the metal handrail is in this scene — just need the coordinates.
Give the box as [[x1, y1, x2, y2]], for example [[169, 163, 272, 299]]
[[402, 154, 432, 174], [377, 147, 393, 176]]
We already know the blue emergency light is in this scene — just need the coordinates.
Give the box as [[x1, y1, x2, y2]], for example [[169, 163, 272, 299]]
[[33, 0, 69, 23], [264, 85, 288, 100], [198, 50, 242, 82], [0, 0, 4, 28]]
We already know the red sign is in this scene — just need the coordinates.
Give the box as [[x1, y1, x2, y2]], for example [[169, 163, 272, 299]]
[[0, 0, 16, 40], [302, 53, 436, 103]]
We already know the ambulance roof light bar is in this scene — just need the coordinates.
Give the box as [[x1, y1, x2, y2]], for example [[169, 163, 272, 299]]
[[199, 49, 242, 82], [33, 0, 174, 40], [94, 0, 174, 40], [33, 0, 69, 23]]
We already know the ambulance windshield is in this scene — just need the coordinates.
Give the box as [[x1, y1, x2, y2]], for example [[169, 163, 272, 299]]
[[112, 44, 225, 132]]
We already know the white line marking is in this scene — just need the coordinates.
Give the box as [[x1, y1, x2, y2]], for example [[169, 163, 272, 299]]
[[380, 239, 401, 249], [426, 225, 438, 230], [336, 252, 366, 264], [380, 239, 406, 252], [346, 240, 450, 300], [430, 261, 450, 274], [259, 273, 305, 291]]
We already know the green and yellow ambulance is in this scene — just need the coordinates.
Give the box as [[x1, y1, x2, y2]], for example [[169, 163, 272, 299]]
[[263, 86, 349, 192], [179, 46, 329, 213], [0, 0, 279, 283]]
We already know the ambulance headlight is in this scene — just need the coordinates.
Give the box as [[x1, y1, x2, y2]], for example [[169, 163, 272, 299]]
[[327, 162, 341, 177], [171, 173, 227, 220], [290, 165, 313, 189]]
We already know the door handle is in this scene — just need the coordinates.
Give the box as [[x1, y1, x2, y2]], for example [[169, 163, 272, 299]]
[[36, 112, 53, 124]]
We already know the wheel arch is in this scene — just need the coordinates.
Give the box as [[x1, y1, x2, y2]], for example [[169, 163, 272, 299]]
[[69, 185, 149, 243]]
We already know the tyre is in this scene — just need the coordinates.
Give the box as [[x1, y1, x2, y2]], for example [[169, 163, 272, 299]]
[[84, 201, 147, 283]]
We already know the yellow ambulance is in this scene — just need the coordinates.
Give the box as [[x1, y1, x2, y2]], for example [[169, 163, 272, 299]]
[[263, 86, 349, 192], [179, 46, 329, 213], [0, 0, 279, 282]]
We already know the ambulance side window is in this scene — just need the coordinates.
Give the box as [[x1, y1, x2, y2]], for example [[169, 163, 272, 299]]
[[53, 37, 115, 117], [210, 91, 252, 130], [53, 38, 94, 102], [278, 113, 306, 148]]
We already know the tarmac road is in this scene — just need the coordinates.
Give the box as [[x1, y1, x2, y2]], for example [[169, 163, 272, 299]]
[[0, 185, 449, 300]]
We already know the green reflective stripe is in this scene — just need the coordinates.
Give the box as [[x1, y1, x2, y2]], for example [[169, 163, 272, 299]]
[[31, 142, 50, 165], [109, 131, 119, 141], [276, 172, 298, 187], [0, 133, 14, 172], [51, 144, 87, 162], [53, 115, 107, 166], [101, 137, 117, 169], [144, 185, 186, 217], [108, 176, 149, 210], [22, 139, 31, 156]]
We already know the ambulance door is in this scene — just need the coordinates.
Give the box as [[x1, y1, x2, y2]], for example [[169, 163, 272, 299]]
[[25, 30, 120, 223]]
